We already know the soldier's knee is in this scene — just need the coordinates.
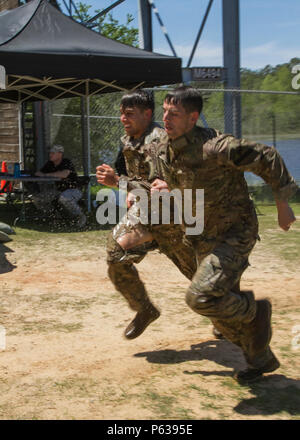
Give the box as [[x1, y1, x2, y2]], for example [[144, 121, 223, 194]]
[[106, 232, 147, 265], [185, 283, 224, 315]]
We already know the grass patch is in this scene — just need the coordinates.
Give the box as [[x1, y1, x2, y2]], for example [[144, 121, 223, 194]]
[[142, 389, 195, 419], [142, 391, 175, 418], [254, 203, 300, 268], [55, 298, 99, 311], [0, 201, 111, 249], [18, 320, 83, 335], [189, 384, 218, 398], [53, 377, 99, 398], [12, 227, 110, 249]]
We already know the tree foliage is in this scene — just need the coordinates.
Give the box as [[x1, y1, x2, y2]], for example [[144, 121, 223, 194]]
[[202, 58, 300, 137], [72, 2, 138, 46]]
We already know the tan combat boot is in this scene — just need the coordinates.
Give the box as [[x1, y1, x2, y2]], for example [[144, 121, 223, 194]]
[[234, 299, 280, 383], [124, 302, 160, 339]]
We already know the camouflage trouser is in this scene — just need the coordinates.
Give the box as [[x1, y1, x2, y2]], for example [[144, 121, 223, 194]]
[[106, 221, 197, 312], [185, 209, 273, 368], [185, 217, 258, 322]]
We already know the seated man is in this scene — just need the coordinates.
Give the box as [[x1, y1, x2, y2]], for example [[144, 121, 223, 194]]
[[32, 144, 86, 227]]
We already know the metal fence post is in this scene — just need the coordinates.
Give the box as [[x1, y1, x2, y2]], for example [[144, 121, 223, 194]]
[[222, 0, 241, 138], [138, 0, 153, 50], [81, 96, 91, 212]]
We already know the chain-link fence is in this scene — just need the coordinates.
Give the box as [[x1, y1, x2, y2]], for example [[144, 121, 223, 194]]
[[48, 86, 300, 188]]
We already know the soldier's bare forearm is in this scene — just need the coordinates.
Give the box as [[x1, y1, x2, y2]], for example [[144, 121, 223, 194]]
[[275, 199, 296, 231]]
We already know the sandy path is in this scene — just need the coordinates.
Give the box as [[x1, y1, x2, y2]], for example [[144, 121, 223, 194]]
[[0, 232, 299, 420]]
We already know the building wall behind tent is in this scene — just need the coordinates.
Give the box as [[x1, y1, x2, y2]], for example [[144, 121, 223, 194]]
[[0, 0, 18, 11], [0, 0, 19, 167]]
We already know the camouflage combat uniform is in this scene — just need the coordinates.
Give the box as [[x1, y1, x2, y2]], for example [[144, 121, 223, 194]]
[[156, 125, 298, 369], [106, 122, 197, 312]]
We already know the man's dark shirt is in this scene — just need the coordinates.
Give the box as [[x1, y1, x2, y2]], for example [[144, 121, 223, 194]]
[[114, 146, 128, 176], [41, 158, 79, 191]]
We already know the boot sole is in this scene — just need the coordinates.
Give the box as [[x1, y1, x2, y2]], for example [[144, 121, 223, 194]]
[[234, 351, 280, 383]]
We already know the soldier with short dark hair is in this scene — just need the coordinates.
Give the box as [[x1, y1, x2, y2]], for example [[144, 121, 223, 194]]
[[151, 85, 298, 382], [96, 89, 198, 340]]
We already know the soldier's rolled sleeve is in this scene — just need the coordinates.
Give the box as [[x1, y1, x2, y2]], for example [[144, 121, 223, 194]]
[[215, 136, 299, 201]]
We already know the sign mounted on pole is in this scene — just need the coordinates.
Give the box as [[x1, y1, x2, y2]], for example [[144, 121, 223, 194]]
[[182, 67, 226, 83]]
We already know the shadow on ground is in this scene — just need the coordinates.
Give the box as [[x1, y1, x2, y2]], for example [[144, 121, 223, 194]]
[[0, 243, 16, 274], [135, 339, 244, 370], [233, 374, 300, 416], [135, 339, 300, 417]]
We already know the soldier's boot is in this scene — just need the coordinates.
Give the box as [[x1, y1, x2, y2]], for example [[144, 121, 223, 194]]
[[125, 301, 161, 340], [107, 235, 160, 340], [234, 299, 280, 383], [211, 294, 280, 383], [234, 347, 280, 383], [108, 261, 160, 339]]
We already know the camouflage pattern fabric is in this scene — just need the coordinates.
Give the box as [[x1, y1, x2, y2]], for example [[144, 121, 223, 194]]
[[118, 123, 168, 192], [155, 125, 298, 366], [107, 122, 197, 311], [107, 231, 153, 311], [186, 207, 258, 322], [156, 127, 298, 237], [107, 225, 197, 311]]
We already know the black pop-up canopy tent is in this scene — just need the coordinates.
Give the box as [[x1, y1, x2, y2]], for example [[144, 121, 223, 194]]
[[0, 0, 182, 103], [0, 0, 182, 211]]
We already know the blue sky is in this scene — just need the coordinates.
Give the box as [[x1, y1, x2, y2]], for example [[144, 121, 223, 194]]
[[62, 0, 300, 70]]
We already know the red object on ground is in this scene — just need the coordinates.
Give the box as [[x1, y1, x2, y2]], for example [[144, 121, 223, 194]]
[[0, 161, 13, 193]]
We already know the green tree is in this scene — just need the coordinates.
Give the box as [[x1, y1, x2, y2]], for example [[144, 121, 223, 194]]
[[72, 2, 138, 46], [196, 59, 300, 137]]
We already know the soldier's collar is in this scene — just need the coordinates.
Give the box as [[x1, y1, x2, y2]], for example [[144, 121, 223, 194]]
[[170, 126, 199, 152], [121, 133, 142, 147], [121, 121, 158, 147]]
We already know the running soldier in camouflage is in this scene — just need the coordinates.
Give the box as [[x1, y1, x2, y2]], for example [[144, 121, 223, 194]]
[[150, 86, 298, 382], [96, 90, 197, 340]]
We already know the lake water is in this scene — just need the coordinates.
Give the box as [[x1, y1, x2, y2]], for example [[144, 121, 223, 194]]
[[245, 138, 300, 185]]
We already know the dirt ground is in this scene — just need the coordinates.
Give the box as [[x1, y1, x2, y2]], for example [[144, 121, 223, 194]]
[[0, 222, 300, 420]]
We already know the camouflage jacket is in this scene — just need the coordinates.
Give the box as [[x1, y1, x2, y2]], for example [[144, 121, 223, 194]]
[[156, 125, 298, 238], [118, 122, 168, 192]]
